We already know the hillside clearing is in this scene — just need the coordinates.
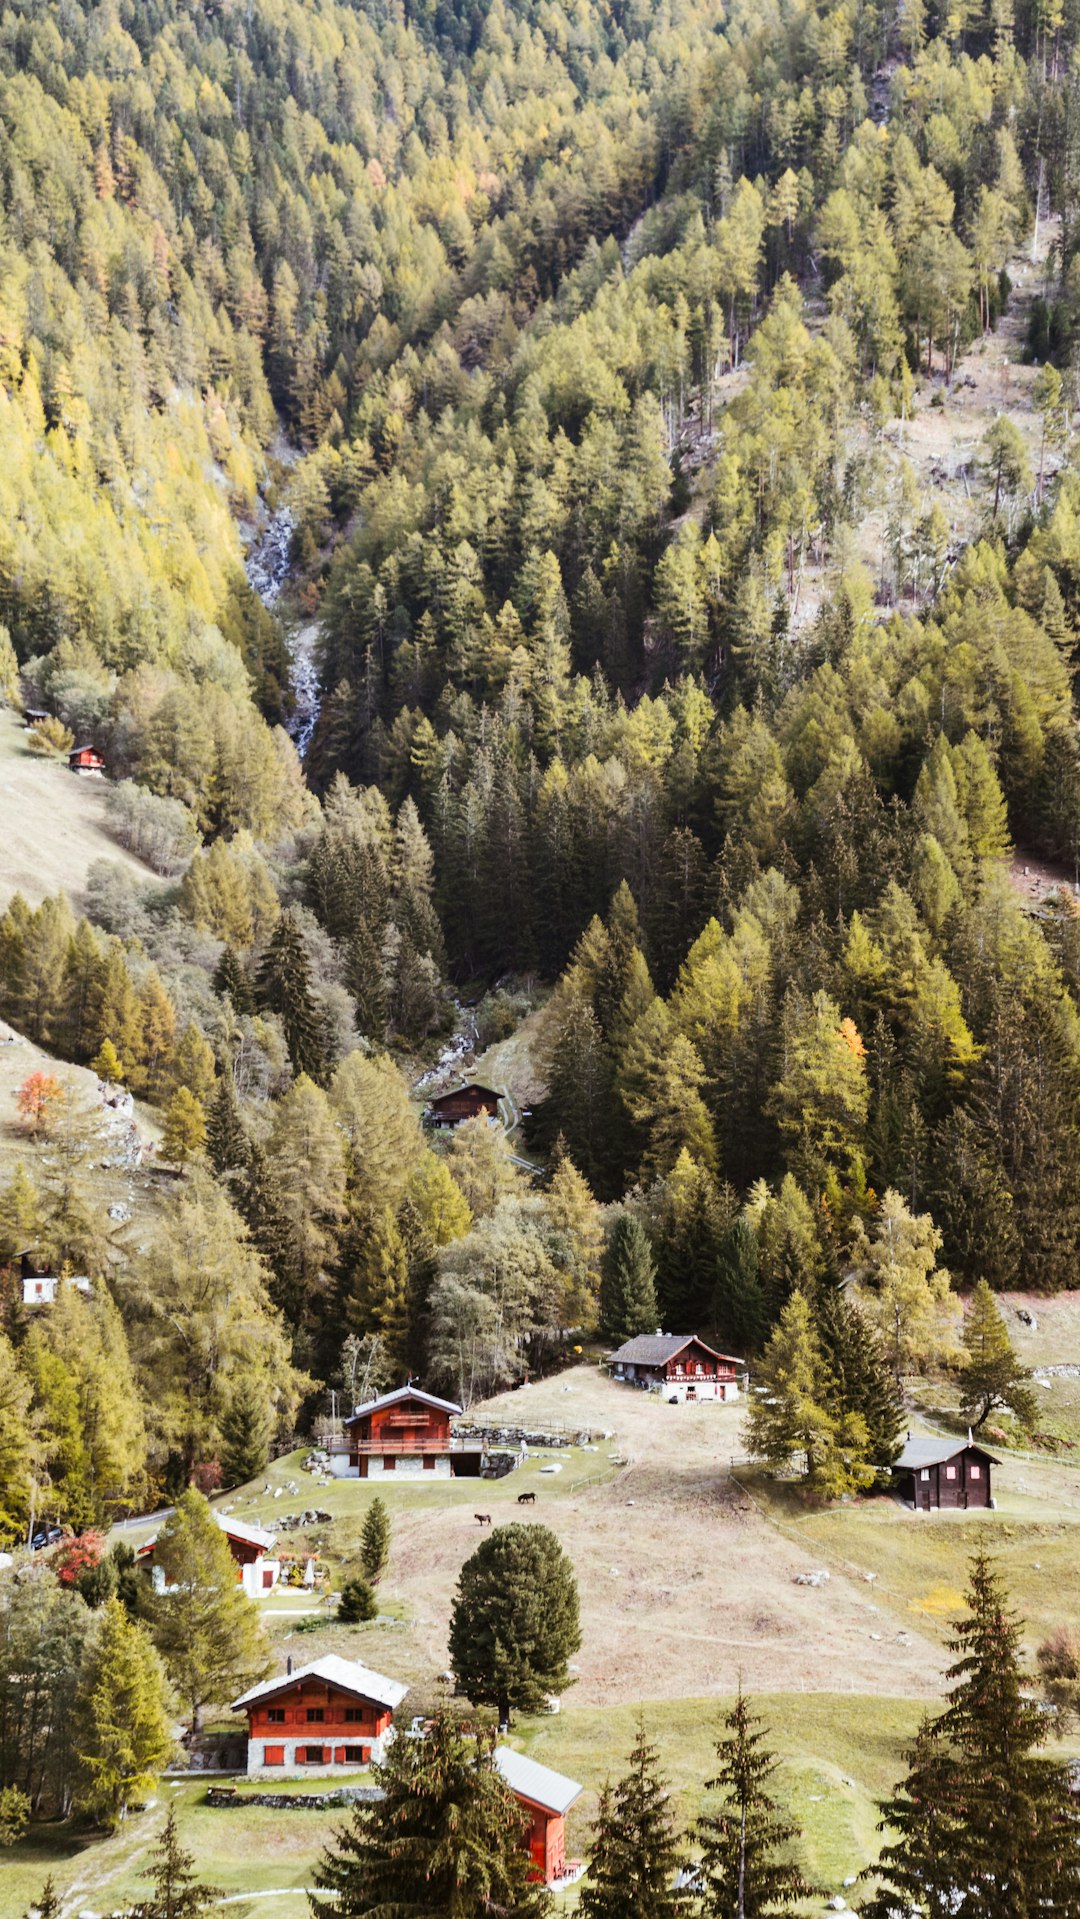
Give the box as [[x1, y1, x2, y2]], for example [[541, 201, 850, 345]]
[[0, 706, 161, 911]]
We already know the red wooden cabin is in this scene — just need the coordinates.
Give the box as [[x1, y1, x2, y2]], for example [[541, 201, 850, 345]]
[[425, 1082, 500, 1126], [333, 1384, 463, 1479], [68, 745, 106, 775], [493, 1747, 582, 1887], [232, 1655, 408, 1774], [606, 1332, 743, 1402], [137, 1511, 280, 1594]]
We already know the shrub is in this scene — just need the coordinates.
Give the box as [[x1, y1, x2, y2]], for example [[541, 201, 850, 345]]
[[338, 1577, 378, 1623], [0, 1784, 29, 1846], [25, 715, 74, 756]]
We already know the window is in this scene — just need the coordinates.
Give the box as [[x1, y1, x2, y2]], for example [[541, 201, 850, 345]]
[[344, 1708, 365, 1723], [344, 1745, 370, 1763], [970, 1465, 981, 1479], [695, 1364, 703, 1376], [301, 1745, 325, 1764], [920, 1469, 930, 1481], [423, 1455, 435, 1469], [945, 1466, 957, 1480], [264, 1745, 284, 1766], [384, 1457, 396, 1471], [267, 1708, 285, 1724], [307, 1708, 325, 1723]]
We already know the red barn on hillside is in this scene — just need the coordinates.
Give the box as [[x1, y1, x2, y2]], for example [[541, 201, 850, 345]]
[[232, 1655, 408, 1774], [68, 745, 106, 775]]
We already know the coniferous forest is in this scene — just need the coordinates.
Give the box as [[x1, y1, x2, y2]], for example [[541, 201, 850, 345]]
[[6, 0, 1080, 1904]]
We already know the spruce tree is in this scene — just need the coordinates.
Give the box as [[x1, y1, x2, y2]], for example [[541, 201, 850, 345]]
[[219, 1374, 274, 1486], [212, 943, 253, 1014], [359, 1495, 390, 1582], [338, 1576, 378, 1624], [866, 1554, 1080, 1918], [310, 1708, 547, 1919], [256, 909, 325, 1081], [344, 920, 388, 1042], [76, 1598, 173, 1830], [960, 1280, 1036, 1431], [131, 1807, 223, 1918], [714, 1218, 767, 1353], [599, 1214, 658, 1343], [815, 1288, 904, 1469], [696, 1690, 809, 1917], [162, 1087, 207, 1169], [449, 1523, 581, 1725], [21, 1881, 61, 1919], [206, 1072, 250, 1185], [149, 1488, 269, 1732], [748, 1291, 876, 1498], [579, 1722, 683, 1919]]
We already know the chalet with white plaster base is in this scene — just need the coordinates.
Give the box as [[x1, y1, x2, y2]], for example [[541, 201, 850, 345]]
[[606, 1333, 743, 1401], [137, 1510, 283, 1598], [232, 1655, 408, 1775]]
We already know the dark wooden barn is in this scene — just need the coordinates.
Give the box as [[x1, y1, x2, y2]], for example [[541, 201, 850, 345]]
[[425, 1082, 500, 1126], [893, 1435, 998, 1511]]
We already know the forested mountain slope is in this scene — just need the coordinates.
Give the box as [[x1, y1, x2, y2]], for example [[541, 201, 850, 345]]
[[3, 0, 1080, 1532]]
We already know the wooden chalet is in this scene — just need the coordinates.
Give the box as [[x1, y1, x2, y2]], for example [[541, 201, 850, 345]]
[[232, 1654, 407, 1774], [893, 1435, 998, 1512], [17, 1249, 91, 1308], [425, 1081, 500, 1126], [68, 744, 106, 776], [137, 1510, 282, 1596], [330, 1384, 468, 1480], [493, 1747, 583, 1888], [606, 1333, 743, 1402]]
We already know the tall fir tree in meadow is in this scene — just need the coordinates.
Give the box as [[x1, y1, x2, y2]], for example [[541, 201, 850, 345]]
[[311, 1709, 547, 1919], [149, 1488, 269, 1732], [599, 1213, 659, 1342], [131, 1807, 223, 1917], [866, 1554, 1080, 1918], [959, 1280, 1036, 1431], [256, 909, 325, 1082], [696, 1690, 809, 1917], [359, 1496, 390, 1583], [219, 1374, 274, 1486], [449, 1524, 580, 1726], [76, 1598, 173, 1830], [579, 1722, 683, 1919]]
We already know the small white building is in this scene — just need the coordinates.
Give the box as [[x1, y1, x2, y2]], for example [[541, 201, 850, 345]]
[[232, 1654, 408, 1776], [138, 1510, 283, 1598], [21, 1269, 92, 1308]]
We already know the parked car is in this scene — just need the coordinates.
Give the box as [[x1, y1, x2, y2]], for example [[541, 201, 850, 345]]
[[30, 1526, 62, 1551]]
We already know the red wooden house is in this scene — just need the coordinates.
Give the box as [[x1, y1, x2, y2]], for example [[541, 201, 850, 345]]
[[493, 1747, 583, 1887], [331, 1384, 463, 1480], [68, 745, 106, 776], [425, 1082, 501, 1126], [137, 1511, 281, 1596], [232, 1655, 408, 1774], [606, 1333, 743, 1402]]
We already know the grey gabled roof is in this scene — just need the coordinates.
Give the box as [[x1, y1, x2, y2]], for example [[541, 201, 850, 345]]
[[344, 1384, 463, 1425], [493, 1746, 582, 1815], [231, 1655, 408, 1713], [894, 1437, 1000, 1471], [607, 1333, 743, 1368]]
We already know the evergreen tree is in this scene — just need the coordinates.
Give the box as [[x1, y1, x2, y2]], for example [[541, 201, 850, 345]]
[[714, 1219, 767, 1353], [206, 1073, 250, 1185], [599, 1214, 659, 1343], [256, 910, 325, 1082], [212, 944, 253, 1014], [696, 1690, 809, 1917], [131, 1807, 223, 1918], [21, 1880, 62, 1919], [310, 1708, 547, 1919], [162, 1087, 207, 1170], [867, 1554, 1080, 1918], [579, 1722, 683, 1919], [449, 1524, 581, 1725], [359, 1496, 390, 1583], [747, 1292, 876, 1499], [219, 1375, 274, 1487], [149, 1488, 269, 1732], [959, 1281, 1036, 1431], [76, 1598, 172, 1830], [815, 1289, 904, 1469], [338, 1577, 378, 1624]]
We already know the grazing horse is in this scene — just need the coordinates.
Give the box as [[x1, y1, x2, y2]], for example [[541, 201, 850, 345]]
[[516, 1490, 536, 1504], [474, 1513, 492, 1526]]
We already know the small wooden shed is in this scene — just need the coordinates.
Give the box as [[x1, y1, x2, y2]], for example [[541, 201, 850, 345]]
[[68, 745, 106, 775], [894, 1435, 998, 1512], [425, 1082, 500, 1126], [493, 1746, 582, 1887]]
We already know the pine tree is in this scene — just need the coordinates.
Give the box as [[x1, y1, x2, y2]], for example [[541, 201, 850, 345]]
[[747, 1292, 876, 1499], [449, 1523, 581, 1725], [21, 1880, 61, 1919], [815, 1289, 904, 1469], [149, 1488, 269, 1732], [960, 1280, 1036, 1431], [76, 1598, 173, 1830], [219, 1374, 274, 1487], [206, 1073, 250, 1184], [579, 1722, 683, 1919], [359, 1496, 390, 1583], [92, 1037, 125, 1084], [131, 1807, 223, 1918], [212, 944, 253, 1014], [311, 1708, 547, 1919], [866, 1554, 1080, 1918], [696, 1690, 809, 1917], [599, 1214, 658, 1343], [338, 1576, 378, 1624], [256, 909, 325, 1081], [714, 1219, 767, 1353], [162, 1087, 207, 1170]]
